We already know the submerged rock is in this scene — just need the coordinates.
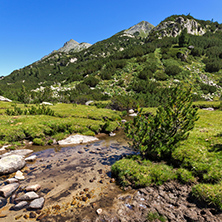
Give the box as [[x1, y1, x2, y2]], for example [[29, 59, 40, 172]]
[[16, 191, 39, 201], [25, 155, 37, 162], [15, 170, 25, 180], [0, 155, 26, 175], [13, 201, 28, 210], [0, 149, 33, 158], [0, 183, 19, 198], [6, 178, 19, 184], [29, 197, 45, 209], [58, 134, 99, 145], [25, 184, 41, 192]]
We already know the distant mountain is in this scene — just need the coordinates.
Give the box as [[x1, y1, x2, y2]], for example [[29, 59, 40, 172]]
[[42, 39, 91, 60]]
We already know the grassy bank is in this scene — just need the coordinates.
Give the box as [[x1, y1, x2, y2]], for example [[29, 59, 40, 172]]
[[112, 107, 222, 210], [0, 102, 121, 146]]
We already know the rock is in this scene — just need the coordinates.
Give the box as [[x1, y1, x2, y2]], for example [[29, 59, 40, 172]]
[[16, 191, 39, 201], [128, 109, 134, 114], [58, 134, 99, 146], [13, 201, 28, 210], [202, 107, 214, 111], [0, 96, 12, 102], [25, 155, 37, 162], [96, 208, 102, 215], [0, 149, 33, 158], [15, 170, 25, 180], [121, 119, 127, 123], [29, 197, 45, 209], [41, 102, 53, 106], [0, 183, 19, 198], [129, 113, 137, 117], [0, 155, 26, 175], [109, 132, 116, 137], [6, 178, 19, 184], [29, 212, 36, 218], [25, 184, 41, 192], [85, 100, 94, 106]]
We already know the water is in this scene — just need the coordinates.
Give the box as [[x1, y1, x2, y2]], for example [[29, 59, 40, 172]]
[[0, 130, 135, 221]]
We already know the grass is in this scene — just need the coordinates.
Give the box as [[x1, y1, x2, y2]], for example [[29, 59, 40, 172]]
[[0, 102, 121, 145], [112, 105, 222, 210]]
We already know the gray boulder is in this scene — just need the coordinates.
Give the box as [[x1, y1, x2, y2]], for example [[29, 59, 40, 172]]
[[29, 197, 45, 209], [0, 149, 33, 158], [0, 155, 26, 175], [16, 191, 39, 201], [13, 201, 28, 210]]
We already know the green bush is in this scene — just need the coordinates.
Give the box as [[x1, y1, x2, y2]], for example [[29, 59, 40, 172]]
[[33, 138, 45, 146], [176, 168, 196, 184], [165, 65, 182, 76], [124, 86, 199, 160]]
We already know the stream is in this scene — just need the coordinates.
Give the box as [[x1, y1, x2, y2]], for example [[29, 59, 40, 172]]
[[0, 130, 138, 221], [1, 131, 222, 221]]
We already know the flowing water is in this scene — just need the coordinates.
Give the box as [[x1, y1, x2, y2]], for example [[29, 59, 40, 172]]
[[0, 130, 136, 221]]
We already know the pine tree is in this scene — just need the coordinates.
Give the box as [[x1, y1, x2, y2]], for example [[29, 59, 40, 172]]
[[179, 28, 190, 47]]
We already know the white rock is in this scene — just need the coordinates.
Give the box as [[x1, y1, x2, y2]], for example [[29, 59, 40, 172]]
[[25, 184, 41, 192], [85, 100, 94, 106], [16, 191, 39, 201], [96, 208, 102, 215], [121, 119, 127, 123], [128, 109, 134, 114], [25, 155, 37, 162], [0, 149, 33, 158], [58, 134, 99, 146], [41, 102, 53, 106], [15, 170, 25, 180], [0, 155, 26, 175], [109, 132, 116, 137], [129, 113, 137, 117], [0, 96, 12, 102]]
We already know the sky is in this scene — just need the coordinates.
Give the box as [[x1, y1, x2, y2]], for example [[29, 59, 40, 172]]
[[1, 0, 222, 77]]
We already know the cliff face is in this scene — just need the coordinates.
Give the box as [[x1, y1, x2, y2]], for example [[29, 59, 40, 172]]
[[151, 16, 206, 38]]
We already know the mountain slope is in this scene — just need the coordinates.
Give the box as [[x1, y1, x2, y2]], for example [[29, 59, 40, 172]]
[[1, 15, 222, 106]]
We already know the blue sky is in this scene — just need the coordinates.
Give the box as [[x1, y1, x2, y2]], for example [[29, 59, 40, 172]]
[[1, 0, 222, 76]]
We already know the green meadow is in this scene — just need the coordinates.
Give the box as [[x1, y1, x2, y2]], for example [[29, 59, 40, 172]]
[[0, 102, 121, 146]]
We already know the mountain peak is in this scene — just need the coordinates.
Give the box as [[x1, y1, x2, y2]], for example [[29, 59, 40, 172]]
[[124, 21, 155, 37]]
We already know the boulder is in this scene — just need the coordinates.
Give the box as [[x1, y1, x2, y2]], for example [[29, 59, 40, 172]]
[[0, 155, 26, 175], [0, 96, 12, 102], [15, 170, 25, 180], [16, 191, 39, 201], [13, 201, 28, 210], [25, 155, 37, 162], [25, 184, 41, 192], [29, 197, 45, 209], [0, 183, 19, 198], [41, 102, 53, 106], [0, 149, 33, 158], [58, 134, 99, 146], [6, 178, 19, 184]]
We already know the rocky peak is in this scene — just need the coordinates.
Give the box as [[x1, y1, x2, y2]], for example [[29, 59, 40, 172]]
[[124, 21, 155, 37], [151, 16, 206, 39]]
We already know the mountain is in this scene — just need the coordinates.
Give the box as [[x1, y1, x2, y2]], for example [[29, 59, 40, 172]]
[[1, 15, 222, 107], [148, 14, 222, 39], [41, 39, 92, 60], [124, 21, 154, 37]]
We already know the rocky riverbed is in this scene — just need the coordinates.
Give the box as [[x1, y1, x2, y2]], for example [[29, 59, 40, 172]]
[[0, 132, 222, 221]]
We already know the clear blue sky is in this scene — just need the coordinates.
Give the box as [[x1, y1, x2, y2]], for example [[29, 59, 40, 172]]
[[1, 0, 222, 76]]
